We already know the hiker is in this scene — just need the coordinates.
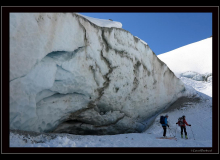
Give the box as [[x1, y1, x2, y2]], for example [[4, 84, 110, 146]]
[[176, 115, 191, 139], [161, 114, 169, 137]]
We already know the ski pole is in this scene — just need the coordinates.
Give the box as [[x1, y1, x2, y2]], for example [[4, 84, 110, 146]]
[[168, 127, 172, 137], [168, 127, 177, 141], [175, 124, 177, 137], [168, 127, 175, 137], [190, 126, 195, 140]]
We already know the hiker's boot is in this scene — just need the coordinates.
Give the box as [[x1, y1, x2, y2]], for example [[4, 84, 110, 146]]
[[181, 134, 183, 138], [185, 135, 188, 139]]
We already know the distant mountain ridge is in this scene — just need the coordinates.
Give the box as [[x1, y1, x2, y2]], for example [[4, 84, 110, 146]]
[[157, 37, 212, 78]]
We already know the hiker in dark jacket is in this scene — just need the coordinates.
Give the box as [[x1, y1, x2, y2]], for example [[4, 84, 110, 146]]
[[176, 115, 191, 139], [162, 114, 169, 137]]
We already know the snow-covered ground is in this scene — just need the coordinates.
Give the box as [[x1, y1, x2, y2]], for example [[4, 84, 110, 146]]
[[9, 77, 212, 147], [9, 14, 212, 148], [157, 37, 212, 78]]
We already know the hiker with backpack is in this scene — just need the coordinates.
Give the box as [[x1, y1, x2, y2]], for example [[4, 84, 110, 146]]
[[160, 114, 169, 137], [176, 115, 191, 139]]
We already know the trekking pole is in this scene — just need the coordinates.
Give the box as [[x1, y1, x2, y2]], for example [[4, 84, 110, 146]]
[[168, 127, 172, 137], [168, 127, 175, 137], [168, 127, 177, 141], [190, 126, 195, 140], [175, 124, 177, 137]]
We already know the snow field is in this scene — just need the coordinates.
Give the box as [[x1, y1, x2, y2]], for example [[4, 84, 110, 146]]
[[158, 37, 212, 78], [10, 77, 212, 147]]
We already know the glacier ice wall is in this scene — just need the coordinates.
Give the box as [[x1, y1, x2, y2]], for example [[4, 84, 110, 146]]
[[10, 13, 185, 135]]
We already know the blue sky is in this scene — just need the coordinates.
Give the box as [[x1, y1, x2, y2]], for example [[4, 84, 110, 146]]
[[79, 13, 212, 55]]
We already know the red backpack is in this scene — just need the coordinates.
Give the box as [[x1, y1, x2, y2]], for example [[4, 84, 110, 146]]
[[178, 117, 184, 126]]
